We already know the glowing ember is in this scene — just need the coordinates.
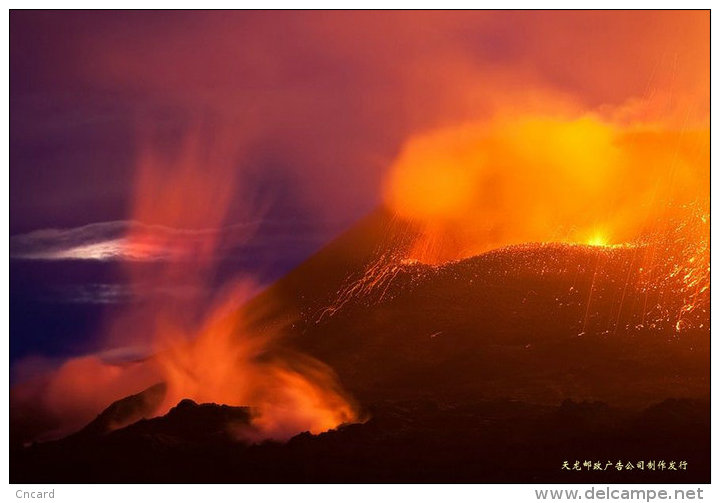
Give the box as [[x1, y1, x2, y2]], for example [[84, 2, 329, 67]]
[[586, 232, 609, 247]]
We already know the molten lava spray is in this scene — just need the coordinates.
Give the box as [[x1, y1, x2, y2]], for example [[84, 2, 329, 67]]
[[319, 113, 708, 338]]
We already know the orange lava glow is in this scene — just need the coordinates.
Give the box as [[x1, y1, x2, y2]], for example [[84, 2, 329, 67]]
[[362, 114, 708, 336], [585, 231, 609, 248], [152, 283, 358, 440], [383, 115, 708, 264]]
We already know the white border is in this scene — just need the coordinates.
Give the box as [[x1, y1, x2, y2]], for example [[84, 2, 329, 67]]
[[3, 5, 715, 502]]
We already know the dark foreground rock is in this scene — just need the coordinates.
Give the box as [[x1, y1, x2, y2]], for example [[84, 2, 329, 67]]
[[11, 396, 709, 483]]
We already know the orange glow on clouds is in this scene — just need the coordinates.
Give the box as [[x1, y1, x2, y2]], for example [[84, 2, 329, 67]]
[[384, 115, 708, 264]]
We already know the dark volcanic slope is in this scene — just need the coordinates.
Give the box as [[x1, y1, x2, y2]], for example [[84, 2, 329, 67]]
[[290, 244, 708, 406], [241, 208, 708, 407], [72, 383, 167, 438], [242, 207, 418, 323]]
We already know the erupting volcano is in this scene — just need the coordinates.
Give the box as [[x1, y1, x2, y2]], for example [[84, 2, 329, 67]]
[[10, 10, 709, 484], [320, 115, 708, 336]]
